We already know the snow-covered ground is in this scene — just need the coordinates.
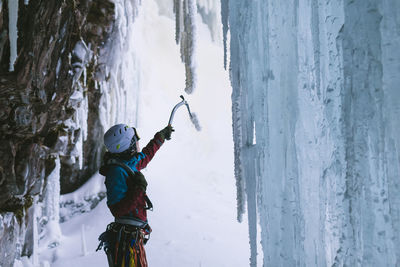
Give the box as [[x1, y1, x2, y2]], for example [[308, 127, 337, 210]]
[[38, 1, 250, 266]]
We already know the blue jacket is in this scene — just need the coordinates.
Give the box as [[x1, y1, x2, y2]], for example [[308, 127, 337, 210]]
[[102, 132, 164, 220]]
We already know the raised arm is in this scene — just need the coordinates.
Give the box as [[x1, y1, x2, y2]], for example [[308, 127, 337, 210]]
[[136, 126, 174, 171]]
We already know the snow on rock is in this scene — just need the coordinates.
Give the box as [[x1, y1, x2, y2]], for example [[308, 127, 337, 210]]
[[71, 40, 91, 81], [0, 213, 22, 265], [59, 173, 106, 223], [65, 81, 88, 170], [69, 90, 84, 103], [227, 0, 400, 266]]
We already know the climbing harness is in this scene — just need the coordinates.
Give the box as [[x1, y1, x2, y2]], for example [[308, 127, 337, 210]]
[[97, 222, 151, 267]]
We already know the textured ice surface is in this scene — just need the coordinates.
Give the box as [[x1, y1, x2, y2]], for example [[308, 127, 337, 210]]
[[226, 0, 400, 266], [97, 0, 141, 131]]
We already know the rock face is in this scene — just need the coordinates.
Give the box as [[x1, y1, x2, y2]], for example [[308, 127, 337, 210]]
[[0, 0, 119, 264]]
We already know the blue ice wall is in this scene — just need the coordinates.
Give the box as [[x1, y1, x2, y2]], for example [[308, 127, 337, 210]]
[[224, 0, 400, 266]]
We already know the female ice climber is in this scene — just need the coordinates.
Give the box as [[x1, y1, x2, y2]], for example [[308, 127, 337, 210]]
[[97, 124, 174, 267]]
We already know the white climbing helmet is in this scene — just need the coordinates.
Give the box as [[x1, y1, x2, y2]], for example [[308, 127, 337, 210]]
[[104, 124, 139, 153]]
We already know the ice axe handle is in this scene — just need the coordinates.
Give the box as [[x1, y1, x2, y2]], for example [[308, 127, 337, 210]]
[[168, 98, 186, 126]]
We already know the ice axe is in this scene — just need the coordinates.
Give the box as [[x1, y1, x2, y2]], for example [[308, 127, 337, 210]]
[[168, 95, 201, 131]]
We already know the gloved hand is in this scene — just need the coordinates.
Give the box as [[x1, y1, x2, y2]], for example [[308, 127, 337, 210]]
[[160, 125, 175, 140]]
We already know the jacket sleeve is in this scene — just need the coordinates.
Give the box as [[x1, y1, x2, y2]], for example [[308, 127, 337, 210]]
[[136, 132, 164, 171]]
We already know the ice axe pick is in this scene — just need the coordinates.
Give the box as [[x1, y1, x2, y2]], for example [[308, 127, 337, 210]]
[[168, 95, 201, 131]]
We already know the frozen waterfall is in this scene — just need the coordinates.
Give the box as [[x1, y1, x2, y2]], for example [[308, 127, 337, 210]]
[[224, 0, 400, 266]]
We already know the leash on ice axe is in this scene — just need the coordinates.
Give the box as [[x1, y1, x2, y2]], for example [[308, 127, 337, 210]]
[[168, 95, 201, 131]]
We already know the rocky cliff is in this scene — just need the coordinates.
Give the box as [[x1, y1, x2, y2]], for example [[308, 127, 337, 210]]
[[0, 0, 124, 264]]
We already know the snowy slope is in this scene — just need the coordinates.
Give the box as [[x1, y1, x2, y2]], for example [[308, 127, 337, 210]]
[[38, 1, 250, 266]]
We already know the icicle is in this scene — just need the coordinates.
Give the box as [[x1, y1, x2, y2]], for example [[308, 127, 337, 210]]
[[44, 156, 60, 225], [252, 121, 256, 145], [40, 156, 62, 248], [83, 66, 87, 87], [220, 0, 229, 69], [173, 0, 197, 94], [70, 82, 88, 170], [182, 0, 197, 93], [81, 224, 87, 256], [8, 0, 19, 72], [31, 197, 39, 266], [56, 58, 61, 78], [232, 96, 246, 222], [174, 0, 181, 44]]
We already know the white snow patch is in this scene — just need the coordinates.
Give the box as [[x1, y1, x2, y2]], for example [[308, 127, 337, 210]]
[[60, 172, 105, 204]]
